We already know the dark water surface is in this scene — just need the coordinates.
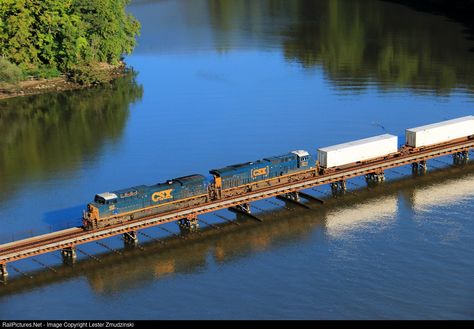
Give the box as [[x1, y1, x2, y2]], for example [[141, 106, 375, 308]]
[[1, 0, 473, 319]]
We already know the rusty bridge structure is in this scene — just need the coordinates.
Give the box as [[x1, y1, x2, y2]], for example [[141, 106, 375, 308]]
[[1, 138, 473, 279]]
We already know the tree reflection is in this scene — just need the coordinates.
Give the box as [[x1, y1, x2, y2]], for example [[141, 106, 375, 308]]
[[281, 0, 474, 93], [0, 72, 143, 201], [205, 0, 474, 94]]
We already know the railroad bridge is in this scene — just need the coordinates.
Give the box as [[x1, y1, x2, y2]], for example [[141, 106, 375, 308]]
[[0, 138, 472, 279]]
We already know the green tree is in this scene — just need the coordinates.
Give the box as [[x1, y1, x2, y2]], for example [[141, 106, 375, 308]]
[[0, 0, 140, 80]]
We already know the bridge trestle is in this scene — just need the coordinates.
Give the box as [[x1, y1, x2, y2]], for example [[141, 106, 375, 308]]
[[177, 214, 200, 232]]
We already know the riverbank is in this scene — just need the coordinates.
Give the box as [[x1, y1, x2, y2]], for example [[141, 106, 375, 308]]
[[0, 62, 127, 101]]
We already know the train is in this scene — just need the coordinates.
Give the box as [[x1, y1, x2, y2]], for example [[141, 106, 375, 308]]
[[83, 116, 474, 230]]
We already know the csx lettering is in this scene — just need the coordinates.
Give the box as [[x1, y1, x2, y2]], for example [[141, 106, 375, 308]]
[[152, 189, 173, 202], [252, 167, 268, 178]]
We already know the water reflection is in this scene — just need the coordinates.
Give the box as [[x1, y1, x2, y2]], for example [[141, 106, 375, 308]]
[[1, 162, 473, 296], [0, 73, 143, 202], [281, 0, 474, 94], [324, 195, 398, 238], [407, 172, 474, 212], [130, 0, 474, 94]]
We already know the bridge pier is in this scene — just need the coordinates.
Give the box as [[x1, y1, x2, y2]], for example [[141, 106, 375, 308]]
[[365, 171, 385, 184], [453, 151, 469, 164], [412, 161, 427, 174], [281, 191, 300, 202], [229, 203, 263, 222], [277, 191, 311, 209], [330, 180, 346, 195], [177, 214, 200, 232], [123, 231, 138, 246], [61, 246, 77, 263], [0, 263, 7, 279], [235, 203, 251, 214]]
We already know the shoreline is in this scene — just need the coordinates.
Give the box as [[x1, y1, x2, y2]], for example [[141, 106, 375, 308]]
[[0, 62, 127, 101]]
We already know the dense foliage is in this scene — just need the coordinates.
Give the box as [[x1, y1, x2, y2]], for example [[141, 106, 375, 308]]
[[0, 0, 140, 81]]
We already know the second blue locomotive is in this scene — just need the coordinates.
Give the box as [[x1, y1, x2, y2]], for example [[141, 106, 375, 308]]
[[210, 150, 315, 193]]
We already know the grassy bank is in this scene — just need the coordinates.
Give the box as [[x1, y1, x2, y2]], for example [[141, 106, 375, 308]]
[[0, 62, 128, 100]]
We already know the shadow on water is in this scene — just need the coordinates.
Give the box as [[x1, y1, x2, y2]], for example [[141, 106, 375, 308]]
[[1, 160, 473, 296], [0, 204, 84, 244], [0, 72, 144, 204], [42, 205, 85, 229], [0, 204, 86, 244]]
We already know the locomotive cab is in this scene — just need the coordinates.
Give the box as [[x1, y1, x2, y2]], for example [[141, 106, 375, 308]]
[[83, 192, 118, 230], [291, 150, 311, 168], [94, 192, 118, 205]]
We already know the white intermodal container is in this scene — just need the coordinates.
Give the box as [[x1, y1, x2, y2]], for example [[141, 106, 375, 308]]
[[318, 134, 398, 168], [406, 116, 474, 147]]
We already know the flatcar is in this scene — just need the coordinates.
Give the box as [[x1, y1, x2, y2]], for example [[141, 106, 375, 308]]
[[83, 174, 208, 230]]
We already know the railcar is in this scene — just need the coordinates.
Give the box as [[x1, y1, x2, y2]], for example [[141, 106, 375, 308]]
[[209, 150, 316, 198], [83, 174, 208, 230], [317, 134, 399, 173]]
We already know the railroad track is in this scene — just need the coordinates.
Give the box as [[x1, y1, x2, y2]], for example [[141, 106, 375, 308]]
[[0, 138, 472, 274]]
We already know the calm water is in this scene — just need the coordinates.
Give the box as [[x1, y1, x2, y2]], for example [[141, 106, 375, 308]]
[[1, 0, 474, 319]]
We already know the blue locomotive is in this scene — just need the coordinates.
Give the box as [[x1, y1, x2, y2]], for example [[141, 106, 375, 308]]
[[83, 150, 316, 230], [83, 175, 208, 230], [210, 150, 314, 189]]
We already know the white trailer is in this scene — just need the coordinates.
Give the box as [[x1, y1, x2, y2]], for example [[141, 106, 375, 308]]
[[406, 116, 474, 148], [318, 134, 399, 168]]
